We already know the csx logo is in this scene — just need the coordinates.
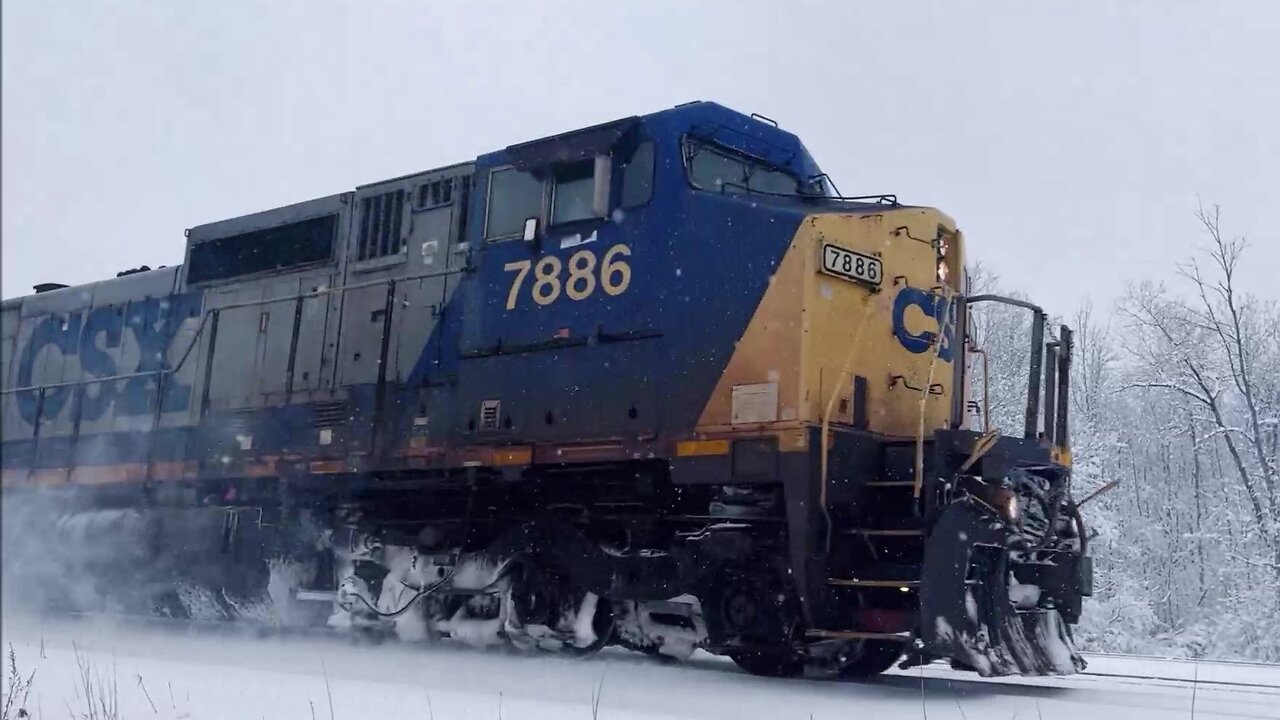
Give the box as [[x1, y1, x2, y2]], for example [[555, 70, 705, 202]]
[[892, 287, 955, 362], [15, 293, 202, 425]]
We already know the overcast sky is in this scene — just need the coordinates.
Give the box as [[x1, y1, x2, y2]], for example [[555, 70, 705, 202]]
[[3, 0, 1277, 317]]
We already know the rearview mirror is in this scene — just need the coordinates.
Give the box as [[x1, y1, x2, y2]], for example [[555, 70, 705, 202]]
[[522, 217, 539, 242]]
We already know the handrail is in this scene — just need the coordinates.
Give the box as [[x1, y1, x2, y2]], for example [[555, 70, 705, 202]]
[[914, 288, 957, 499], [819, 298, 877, 551], [966, 293, 1045, 315], [967, 294, 1047, 441], [968, 345, 991, 433]]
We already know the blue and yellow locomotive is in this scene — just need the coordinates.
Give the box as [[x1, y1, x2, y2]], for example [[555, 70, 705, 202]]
[[0, 102, 1091, 677]]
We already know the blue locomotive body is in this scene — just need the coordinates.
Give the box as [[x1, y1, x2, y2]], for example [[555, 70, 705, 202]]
[[0, 102, 1091, 678], [3, 103, 819, 477]]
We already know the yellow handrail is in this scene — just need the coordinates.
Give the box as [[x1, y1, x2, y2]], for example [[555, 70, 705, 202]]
[[914, 288, 956, 500], [819, 298, 877, 551]]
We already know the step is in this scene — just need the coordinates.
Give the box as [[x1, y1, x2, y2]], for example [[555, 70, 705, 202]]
[[806, 629, 913, 642], [844, 528, 924, 536], [864, 481, 916, 488], [828, 578, 919, 589]]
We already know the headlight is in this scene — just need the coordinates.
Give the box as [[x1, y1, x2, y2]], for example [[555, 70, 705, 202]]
[[961, 476, 1023, 525], [990, 486, 1021, 524], [1002, 494, 1021, 524], [936, 233, 950, 284]]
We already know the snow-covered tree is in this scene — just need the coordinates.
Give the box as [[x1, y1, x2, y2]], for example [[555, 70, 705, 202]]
[[968, 205, 1280, 660]]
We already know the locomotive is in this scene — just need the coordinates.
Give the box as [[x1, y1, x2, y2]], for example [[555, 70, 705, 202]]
[[0, 101, 1091, 677]]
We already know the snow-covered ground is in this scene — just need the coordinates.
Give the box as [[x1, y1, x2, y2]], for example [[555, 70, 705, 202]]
[[2, 616, 1277, 720]]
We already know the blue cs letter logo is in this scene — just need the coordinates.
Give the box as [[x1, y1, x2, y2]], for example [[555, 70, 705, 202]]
[[892, 287, 954, 362]]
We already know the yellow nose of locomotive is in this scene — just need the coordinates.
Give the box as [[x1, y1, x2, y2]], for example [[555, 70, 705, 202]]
[[798, 208, 965, 438], [694, 206, 967, 441]]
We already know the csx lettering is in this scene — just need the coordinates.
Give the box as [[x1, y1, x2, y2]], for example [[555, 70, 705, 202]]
[[892, 287, 955, 362], [504, 244, 632, 310], [14, 293, 202, 425]]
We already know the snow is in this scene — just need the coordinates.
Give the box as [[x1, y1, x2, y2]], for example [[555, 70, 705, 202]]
[[1009, 582, 1042, 609], [4, 616, 1278, 720], [570, 593, 599, 649]]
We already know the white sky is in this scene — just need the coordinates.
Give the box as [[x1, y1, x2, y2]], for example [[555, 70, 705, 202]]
[[3, 0, 1277, 316]]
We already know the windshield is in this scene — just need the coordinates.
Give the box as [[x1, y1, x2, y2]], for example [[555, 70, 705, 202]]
[[684, 138, 800, 196]]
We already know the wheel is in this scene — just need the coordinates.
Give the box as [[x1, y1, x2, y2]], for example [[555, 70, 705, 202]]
[[563, 595, 615, 656], [730, 647, 805, 677], [152, 589, 190, 620], [835, 640, 904, 679], [506, 560, 615, 655], [713, 576, 805, 677]]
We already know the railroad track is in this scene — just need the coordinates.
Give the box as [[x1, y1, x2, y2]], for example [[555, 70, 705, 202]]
[[1084, 651, 1280, 669], [1075, 654, 1280, 692], [1077, 669, 1280, 692], [38, 611, 1280, 691]]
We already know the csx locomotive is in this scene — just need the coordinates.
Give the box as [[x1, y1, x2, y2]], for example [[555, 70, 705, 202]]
[[0, 102, 1091, 677]]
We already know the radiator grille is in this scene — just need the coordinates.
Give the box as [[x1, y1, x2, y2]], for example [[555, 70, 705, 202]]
[[417, 177, 455, 210], [311, 401, 349, 428], [357, 190, 405, 261]]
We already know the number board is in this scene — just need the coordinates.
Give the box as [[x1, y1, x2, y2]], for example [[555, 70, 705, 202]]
[[820, 243, 882, 287]]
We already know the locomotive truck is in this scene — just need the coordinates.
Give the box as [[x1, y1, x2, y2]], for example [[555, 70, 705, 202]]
[[0, 101, 1091, 677]]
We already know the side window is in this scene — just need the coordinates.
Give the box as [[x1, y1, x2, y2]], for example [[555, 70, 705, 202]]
[[688, 145, 748, 193], [620, 141, 654, 208], [485, 167, 542, 239], [748, 167, 798, 195], [685, 139, 799, 196], [550, 160, 595, 225]]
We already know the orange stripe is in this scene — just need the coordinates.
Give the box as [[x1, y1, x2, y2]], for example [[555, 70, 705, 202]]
[[71, 464, 148, 484], [456, 447, 494, 466], [244, 462, 278, 478], [676, 439, 731, 457], [493, 446, 533, 466], [149, 461, 200, 481], [30, 469, 70, 485], [308, 460, 347, 474]]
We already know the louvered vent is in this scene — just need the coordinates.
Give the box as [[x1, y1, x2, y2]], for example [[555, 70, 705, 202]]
[[311, 401, 349, 428], [417, 177, 455, 210], [479, 400, 501, 431], [356, 190, 405, 261]]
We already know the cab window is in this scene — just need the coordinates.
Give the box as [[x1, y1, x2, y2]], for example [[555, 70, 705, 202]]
[[485, 167, 542, 238], [688, 145, 748, 193], [685, 139, 798, 196], [551, 160, 595, 225], [620, 141, 654, 208], [749, 166, 798, 195]]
